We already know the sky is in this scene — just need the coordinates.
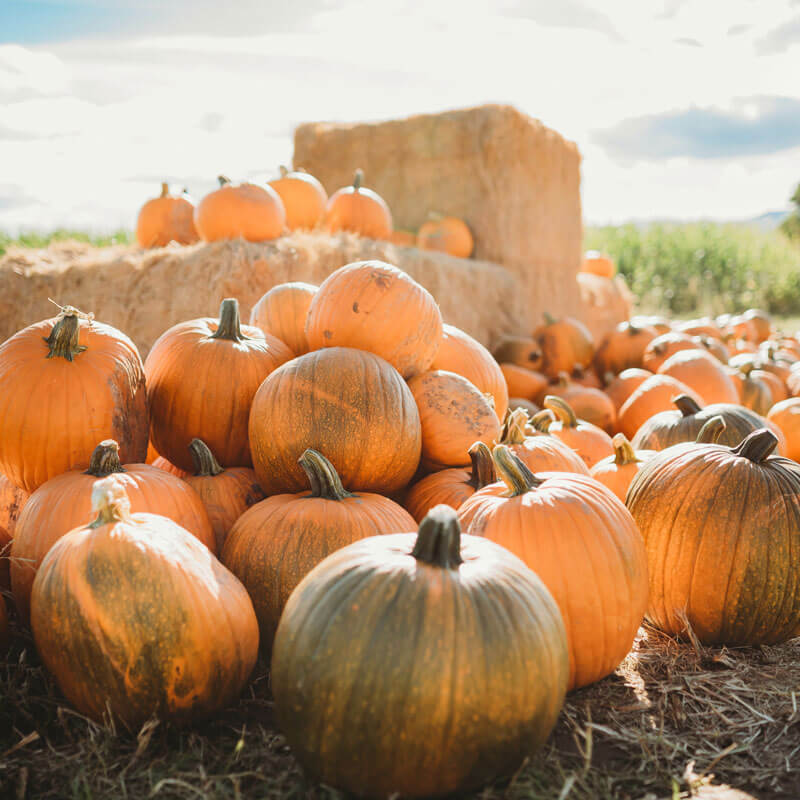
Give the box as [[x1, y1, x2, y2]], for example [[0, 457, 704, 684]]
[[1, 0, 800, 232]]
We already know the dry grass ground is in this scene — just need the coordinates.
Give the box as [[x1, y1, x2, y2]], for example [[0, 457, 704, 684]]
[[1, 603, 798, 800]]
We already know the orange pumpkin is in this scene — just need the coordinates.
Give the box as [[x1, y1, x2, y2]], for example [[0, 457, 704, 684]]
[[152, 455, 191, 479], [249, 347, 421, 495], [589, 434, 656, 503], [389, 230, 417, 246], [533, 314, 594, 378], [542, 374, 616, 433], [657, 349, 739, 405], [540, 396, 614, 468], [617, 375, 704, 439], [145, 298, 293, 471], [496, 408, 589, 475], [508, 397, 541, 417], [752, 367, 787, 405], [500, 363, 549, 401], [604, 368, 653, 411], [249, 281, 317, 355], [642, 332, 697, 372], [580, 250, 616, 278], [493, 337, 543, 371], [268, 166, 327, 230], [430, 324, 508, 420], [767, 398, 800, 461], [593, 321, 657, 375], [11, 439, 216, 621], [0, 473, 28, 590], [222, 449, 415, 649], [458, 445, 648, 689], [31, 477, 258, 727], [417, 215, 474, 258], [408, 371, 500, 470], [728, 366, 773, 415], [742, 309, 773, 343], [194, 176, 286, 242], [696, 334, 730, 363], [0, 307, 148, 493], [136, 183, 199, 248], [305, 261, 443, 379], [324, 169, 392, 239], [184, 439, 265, 553], [569, 364, 602, 389], [676, 317, 724, 341]]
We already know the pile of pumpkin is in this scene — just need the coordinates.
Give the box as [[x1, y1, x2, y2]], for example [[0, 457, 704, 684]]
[[2, 265, 800, 799], [135, 169, 474, 257]]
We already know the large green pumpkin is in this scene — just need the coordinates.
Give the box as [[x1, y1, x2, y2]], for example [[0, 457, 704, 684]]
[[271, 506, 568, 798]]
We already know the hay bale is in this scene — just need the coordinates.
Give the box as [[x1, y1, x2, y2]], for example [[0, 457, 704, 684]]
[[577, 273, 634, 340], [0, 233, 527, 357], [294, 104, 584, 323]]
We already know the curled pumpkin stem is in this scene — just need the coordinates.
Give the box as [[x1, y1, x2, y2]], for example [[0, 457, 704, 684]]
[[733, 429, 778, 463], [612, 434, 640, 466], [189, 439, 224, 476], [467, 441, 496, 489], [543, 395, 578, 428], [498, 408, 530, 445], [695, 416, 726, 444], [492, 444, 544, 497], [672, 394, 703, 417], [530, 410, 554, 433], [298, 449, 353, 500]]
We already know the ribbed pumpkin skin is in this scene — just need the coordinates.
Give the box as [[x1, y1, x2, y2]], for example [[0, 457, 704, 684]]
[[408, 371, 500, 469], [589, 439, 656, 503], [617, 375, 703, 439], [767, 399, 800, 461], [222, 489, 414, 648], [627, 436, 800, 644], [305, 261, 443, 379], [430, 324, 508, 420], [324, 179, 393, 240], [534, 316, 594, 378], [194, 181, 286, 242], [417, 216, 474, 258], [0, 474, 28, 589], [459, 471, 647, 690], [249, 282, 317, 355], [545, 380, 616, 434], [405, 467, 474, 521], [657, 349, 739, 405], [271, 526, 568, 798], [249, 348, 421, 495], [593, 322, 657, 376], [642, 332, 697, 372], [268, 170, 327, 231], [0, 315, 148, 493], [605, 368, 652, 411], [631, 398, 780, 452], [498, 411, 590, 475], [11, 463, 215, 621], [152, 456, 191, 478], [136, 187, 198, 248], [31, 512, 258, 727], [145, 310, 293, 471], [500, 363, 548, 401]]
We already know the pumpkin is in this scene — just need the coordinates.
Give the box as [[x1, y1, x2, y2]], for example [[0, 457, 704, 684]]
[[627, 429, 800, 644], [542, 374, 615, 433], [0, 307, 148, 493], [408, 370, 500, 470], [249, 347, 421, 495], [752, 367, 787, 405], [492, 336, 543, 371], [632, 314, 672, 335], [589, 434, 655, 503], [533, 313, 594, 378], [430, 324, 508, 420], [0, 474, 28, 590], [222, 449, 415, 649], [593, 321, 657, 376], [657, 349, 739, 405], [581, 250, 616, 278], [604, 368, 653, 411], [728, 337, 758, 356], [696, 335, 730, 363], [389, 230, 417, 246], [152, 455, 191, 479], [729, 366, 774, 415], [458, 446, 648, 689], [569, 364, 602, 389], [267, 166, 327, 230], [324, 169, 392, 239], [405, 442, 495, 522], [11, 439, 216, 621], [417, 215, 474, 258], [540, 396, 614, 468], [184, 439, 264, 553], [305, 261, 443, 379], [676, 317, 724, 341], [31, 477, 258, 727], [496, 408, 589, 475], [271, 505, 568, 798], [767, 399, 800, 461], [249, 281, 317, 355], [742, 309, 772, 343], [642, 332, 697, 372], [146, 298, 293, 471], [135, 183, 199, 248], [630, 394, 783, 453], [194, 175, 286, 242], [617, 375, 703, 439], [500, 363, 548, 401]]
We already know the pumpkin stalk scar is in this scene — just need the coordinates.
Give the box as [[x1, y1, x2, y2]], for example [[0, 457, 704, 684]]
[[43, 313, 87, 361]]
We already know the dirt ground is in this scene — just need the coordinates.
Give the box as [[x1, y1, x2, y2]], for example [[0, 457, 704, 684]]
[[1, 607, 798, 800]]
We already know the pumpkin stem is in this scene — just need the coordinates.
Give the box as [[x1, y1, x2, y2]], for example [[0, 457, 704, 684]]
[[612, 434, 640, 466], [411, 505, 463, 569], [498, 408, 530, 445], [555, 372, 570, 388], [299, 449, 353, 500], [210, 298, 248, 342], [189, 438, 224, 476], [43, 312, 87, 361], [732, 429, 778, 463], [89, 476, 133, 528], [85, 440, 125, 476], [353, 169, 364, 192], [218, 175, 231, 187], [544, 395, 578, 428], [467, 441, 496, 489], [492, 444, 544, 497], [695, 415, 726, 444], [542, 312, 556, 326], [627, 322, 641, 336], [673, 394, 703, 417], [160, 182, 169, 198], [530, 410, 554, 433], [279, 165, 289, 178]]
